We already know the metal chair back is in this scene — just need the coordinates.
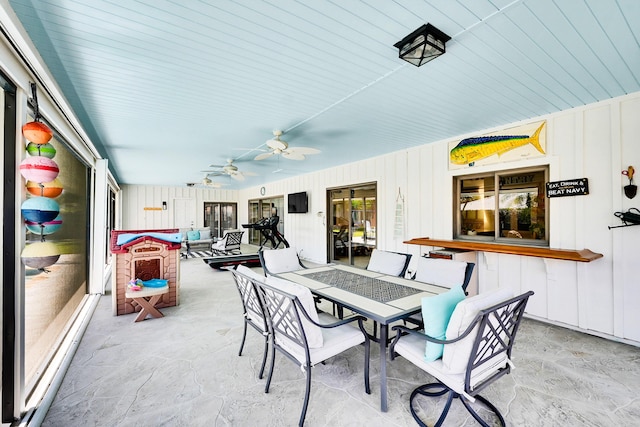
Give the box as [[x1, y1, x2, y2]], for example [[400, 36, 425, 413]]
[[230, 266, 269, 378], [390, 290, 534, 427]]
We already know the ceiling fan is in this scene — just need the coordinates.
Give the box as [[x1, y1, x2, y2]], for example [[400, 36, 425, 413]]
[[186, 175, 228, 188], [254, 130, 320, 161], [203, 159, 256, 181]]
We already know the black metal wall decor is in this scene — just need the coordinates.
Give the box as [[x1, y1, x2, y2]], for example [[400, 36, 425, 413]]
[[609, 208, 640, 229], [622, 166, 636, 199]]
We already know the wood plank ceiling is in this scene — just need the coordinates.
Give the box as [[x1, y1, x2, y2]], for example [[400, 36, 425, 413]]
[[7, 0, 640, 188]]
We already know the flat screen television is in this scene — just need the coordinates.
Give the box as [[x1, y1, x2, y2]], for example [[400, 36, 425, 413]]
[[288, 191, 308, 214]]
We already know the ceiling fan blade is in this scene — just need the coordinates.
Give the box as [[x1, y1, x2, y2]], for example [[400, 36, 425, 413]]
[[266, 138, 287, 150], [282, 151, 305, 160], [231, 173, 245, 181], [255, 152, 274, 161], [289, 147, 320, 155], [233, 147, 268, 152]]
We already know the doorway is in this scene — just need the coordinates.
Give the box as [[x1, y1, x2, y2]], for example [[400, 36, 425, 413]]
[[204, 202, 237, 239], [328, 183, 377, 268], [173, 198, 196, 229], [247, 197, 285, 246]]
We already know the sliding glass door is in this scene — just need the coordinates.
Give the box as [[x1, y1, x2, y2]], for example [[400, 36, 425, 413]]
[[328, 183, 377, 268], [203, 202, 237, 239]]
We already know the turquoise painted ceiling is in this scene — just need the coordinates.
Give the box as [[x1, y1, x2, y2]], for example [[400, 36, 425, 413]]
[[7, 0, 640, 188]]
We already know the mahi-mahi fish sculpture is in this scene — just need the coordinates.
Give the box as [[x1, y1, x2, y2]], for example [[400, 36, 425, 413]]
[[450, 122, 546, 165]]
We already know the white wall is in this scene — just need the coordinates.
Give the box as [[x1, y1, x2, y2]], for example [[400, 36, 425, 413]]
[[123, 92, 640, 346], [121, 185, 239, 230]]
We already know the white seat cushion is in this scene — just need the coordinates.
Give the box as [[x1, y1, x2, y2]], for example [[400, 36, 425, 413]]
[[212, 236, 227, 250], [246, 307, 266, 331], [394, 333, 466, 397], [278, 312, 365, 366], [443, 287, 514, 373], [394, 332, 507, 400], [366, 249, 407, 276], [265, 276, 323, 348], [414, 257, 468, 288], [262, 247, 302, 274]]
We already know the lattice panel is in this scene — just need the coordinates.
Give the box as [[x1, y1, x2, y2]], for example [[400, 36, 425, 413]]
[[305, 270, 420, 303]]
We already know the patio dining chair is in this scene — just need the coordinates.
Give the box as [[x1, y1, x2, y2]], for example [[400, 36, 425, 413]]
[[389, 288, 534, 427], [406, 257, 476, 329], [364, 249, 412, 339], [413, 257, 475, 292], [366, 249, 412, 277], [212, 229, 244, 255], [256, 275, 371, 427], [230, 265, 270, 379], [333, 224, 348, 258], [258, 246, 307, 276], [259, 246, 334, 313]]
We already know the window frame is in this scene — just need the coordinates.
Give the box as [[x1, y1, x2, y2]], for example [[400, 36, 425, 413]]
[[454, 165, 549, 246]]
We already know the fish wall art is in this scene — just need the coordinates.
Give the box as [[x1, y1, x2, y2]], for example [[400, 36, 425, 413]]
[[449, 121, 546, 169]]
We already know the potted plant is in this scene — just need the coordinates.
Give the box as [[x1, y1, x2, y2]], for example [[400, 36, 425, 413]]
[[530, 223, 545, 239]]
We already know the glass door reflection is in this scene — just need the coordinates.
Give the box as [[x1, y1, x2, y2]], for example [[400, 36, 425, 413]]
[[328, 184, 376, 268], [204, 202, 237, 239]]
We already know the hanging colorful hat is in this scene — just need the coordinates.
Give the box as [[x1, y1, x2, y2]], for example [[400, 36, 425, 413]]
[[22, 121, 53, 145], [19, 156, 59, 183], [26, 178, 63, 198], [21, 241, 60, 270], [21, 196, 60, 224], [25, 213, 62, 235], [26, 142, 56, 159]]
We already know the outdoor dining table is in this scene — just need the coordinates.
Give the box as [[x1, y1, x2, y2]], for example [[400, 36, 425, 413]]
[[276, 264, 448, 412]]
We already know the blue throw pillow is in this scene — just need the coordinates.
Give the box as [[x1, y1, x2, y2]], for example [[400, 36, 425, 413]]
[[422, 285, 466, 362], [186, 230, 200, 241]]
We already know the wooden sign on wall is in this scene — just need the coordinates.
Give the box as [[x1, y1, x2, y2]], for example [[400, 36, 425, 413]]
[[546, 178, 589, 198]]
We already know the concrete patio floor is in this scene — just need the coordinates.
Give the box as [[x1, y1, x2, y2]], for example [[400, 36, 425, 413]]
[[41, 256, 640, 426]]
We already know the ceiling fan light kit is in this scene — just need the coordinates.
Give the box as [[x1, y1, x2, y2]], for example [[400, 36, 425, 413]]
[[254, 130, 321, 161], [394, 23, 451, 67], [203, 159, 256, 182], [186, 176, 226, 188], [266, 130, 288, 151]]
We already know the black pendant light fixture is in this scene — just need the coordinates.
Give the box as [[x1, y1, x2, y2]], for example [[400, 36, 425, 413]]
[[394, 23, 451, 67]]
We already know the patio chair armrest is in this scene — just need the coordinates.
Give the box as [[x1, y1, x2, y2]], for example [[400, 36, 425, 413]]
[[295, 299, 365, 329], [391, 325, 447, 344], [389, 326, 443, 360], [316, 314, 367, 329], [389, 322, 483, 360]]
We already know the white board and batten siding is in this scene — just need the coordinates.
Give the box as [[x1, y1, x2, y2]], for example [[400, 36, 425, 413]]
[[122, 92, 640, 346], [470, 94, 640, 344], [121, 185, 239, 231]]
